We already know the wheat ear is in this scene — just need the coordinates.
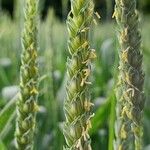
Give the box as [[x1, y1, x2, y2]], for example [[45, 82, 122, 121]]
[[114, 0, 145, 150], [15, 0, 39, 149], [63, 0, 96, 149]]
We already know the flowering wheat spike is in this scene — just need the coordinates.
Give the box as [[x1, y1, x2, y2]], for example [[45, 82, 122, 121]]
[[63, 0, 96, 149], [114, 0, 145, 150], [15, 0, 39, 149]]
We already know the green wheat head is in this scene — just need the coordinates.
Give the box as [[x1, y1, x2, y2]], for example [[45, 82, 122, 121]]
[[114, 0, 145, 150], [63, 0, 96, 149], [15, 0, 39, 149]]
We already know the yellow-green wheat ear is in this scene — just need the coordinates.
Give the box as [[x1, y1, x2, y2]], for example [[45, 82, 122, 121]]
[[114, 0, 145, 150], [63, 0, 96, 149], [15, 0, 39, 149]]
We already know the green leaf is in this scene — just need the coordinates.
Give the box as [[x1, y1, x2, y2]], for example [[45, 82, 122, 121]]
[[0, 140, 6, 150], [0, 94, 18, 137], [0, 66, 10, 85], [144, 107, 150, 119]]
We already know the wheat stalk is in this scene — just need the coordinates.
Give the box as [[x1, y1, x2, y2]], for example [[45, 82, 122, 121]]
[[15, 0, 39, 149], [114, 0, 145, 150], [63, 0, 96, 149]]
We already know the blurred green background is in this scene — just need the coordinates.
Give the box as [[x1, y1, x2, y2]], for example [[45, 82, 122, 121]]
[[0, 0, 150, 150], [0, 0, 150, 19]]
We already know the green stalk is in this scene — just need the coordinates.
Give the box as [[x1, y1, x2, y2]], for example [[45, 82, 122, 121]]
[[14, 0, 25, 56], [45, 9, 61, 149], [62, 0, 69, 20], [14, 0, 24, 22], [114, 0, 145, 150], [106, 0, 113, 21], [15, 0, 39, 149], [108, 93, 116, 150], [63, 0, 95, 149]]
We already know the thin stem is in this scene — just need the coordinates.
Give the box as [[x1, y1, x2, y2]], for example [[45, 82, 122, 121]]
[[108, 93, 116, 150], [106, 0, 113, 21]]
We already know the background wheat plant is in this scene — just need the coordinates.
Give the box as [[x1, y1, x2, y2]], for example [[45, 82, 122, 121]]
[[63, 0, 96, 149], [114, 0, 145, 149], [15, 0, 39, 149], [0, 0, 150, 150]]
